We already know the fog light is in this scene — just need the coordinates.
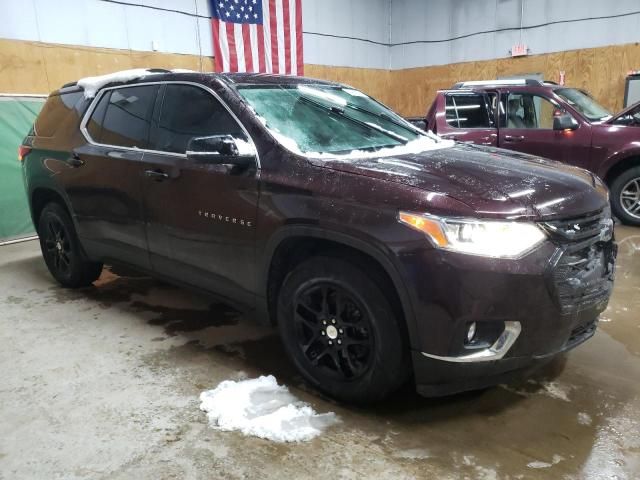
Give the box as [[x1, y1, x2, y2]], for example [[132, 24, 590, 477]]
[[466, 322, 477, 343]]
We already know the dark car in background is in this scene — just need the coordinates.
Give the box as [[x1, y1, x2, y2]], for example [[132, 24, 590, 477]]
[[424, 79, 640, 226], [21, 71, 616, 402]]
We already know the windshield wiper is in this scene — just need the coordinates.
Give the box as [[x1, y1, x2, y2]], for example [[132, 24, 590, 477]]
[[298, 95, 409, 145], [343, 103, 422, 137]]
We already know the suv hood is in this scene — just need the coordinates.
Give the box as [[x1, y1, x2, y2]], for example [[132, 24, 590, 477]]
[[312, 144, 607, 220], [604, 101, 640, 124]]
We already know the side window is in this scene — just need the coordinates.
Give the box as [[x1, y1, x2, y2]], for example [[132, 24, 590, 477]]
[[444, 94, 491, 129], [87, 85, 158, 148], [151, 84, 245, 154], [85, 91, 110, 141], [35, 91, 84, 137], [505, 93, 562, 129]]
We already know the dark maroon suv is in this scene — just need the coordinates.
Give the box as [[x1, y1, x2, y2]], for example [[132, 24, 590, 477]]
[[21, 70, 616, 403], [425, 79, 640, 225]]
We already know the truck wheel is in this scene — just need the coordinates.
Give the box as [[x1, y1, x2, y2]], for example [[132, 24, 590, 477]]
[[38, 203, 103, 288], [611, 167, 640, 226], [277, 256, 410, 403]]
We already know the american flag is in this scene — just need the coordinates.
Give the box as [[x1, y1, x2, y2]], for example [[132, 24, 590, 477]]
[[210, 0, 303, 75]]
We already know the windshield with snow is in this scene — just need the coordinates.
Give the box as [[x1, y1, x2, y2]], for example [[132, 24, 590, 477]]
[[555, 88, 611, 122], [237, 85, 428, 155]]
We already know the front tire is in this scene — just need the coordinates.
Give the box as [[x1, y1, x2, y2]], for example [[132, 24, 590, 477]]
[[37, 203, 103, 288], [277, 256, 410, 403], [610, 166, 640, 226]]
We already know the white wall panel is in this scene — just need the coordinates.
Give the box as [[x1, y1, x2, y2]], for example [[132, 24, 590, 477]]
[[85, 0, 130, 50], [33, 0, 90, 46], [0, 0, 391, 69], [2, 0, 639, 71], [0, 0, 40, 42], [391, 0, 640, 69], [301, 0, 390, 68]]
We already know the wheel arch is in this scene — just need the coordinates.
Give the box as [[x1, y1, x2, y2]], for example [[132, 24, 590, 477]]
[[260, 226, 418, 349], [30, 187, 73, 230], [602, 154, 640, 186]]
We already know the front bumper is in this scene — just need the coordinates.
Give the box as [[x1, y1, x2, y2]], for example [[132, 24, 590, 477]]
[[413, 316, 597, 397], [396, 212, 616, 397]]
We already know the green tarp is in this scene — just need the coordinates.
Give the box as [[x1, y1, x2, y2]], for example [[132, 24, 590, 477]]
[[0, 95, 45, 242]]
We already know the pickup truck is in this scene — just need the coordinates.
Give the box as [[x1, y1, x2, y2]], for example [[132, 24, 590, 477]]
[[424, 79, 640, 225]]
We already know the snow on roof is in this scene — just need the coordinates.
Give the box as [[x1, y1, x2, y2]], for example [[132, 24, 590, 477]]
[[77, 68, 162, 98]]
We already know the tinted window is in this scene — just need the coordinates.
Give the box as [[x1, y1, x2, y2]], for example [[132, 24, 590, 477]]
[[445, 94, 491, 129], [151, 84, 245, 154], [86, 91, 110, 141], [505, 93, 563, 129], [87, 85, 158, 148], [35, 91, 83, 137]]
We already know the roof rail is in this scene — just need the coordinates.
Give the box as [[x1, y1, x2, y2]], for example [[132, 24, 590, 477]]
[[451, 79, 545, 89], [146, 68, 172, 73]]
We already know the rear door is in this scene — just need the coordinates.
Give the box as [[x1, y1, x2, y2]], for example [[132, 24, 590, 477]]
[[140, 82, 260, 305], [498, 91, 591, 166], [436, 91, 497, 146], [73, 84, 160, 268]]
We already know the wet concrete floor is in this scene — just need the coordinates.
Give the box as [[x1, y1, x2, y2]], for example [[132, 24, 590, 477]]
[[0, 228, 639, 479]]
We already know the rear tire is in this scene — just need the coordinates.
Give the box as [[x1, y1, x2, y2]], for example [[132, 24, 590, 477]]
[[277, 256, 410, 404], [610, 167, 640, 226], [37, 203, 103, 288]]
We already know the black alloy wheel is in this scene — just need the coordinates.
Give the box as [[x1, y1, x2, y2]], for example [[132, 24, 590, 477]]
[[293, 282, 374, 381], [42, 215, 72, 277], [38, 203, 103, 288], [278, 256, 409, 403]]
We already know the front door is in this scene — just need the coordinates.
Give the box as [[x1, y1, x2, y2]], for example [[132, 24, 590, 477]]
[[498, 91, 591, 167], [140, 83, 260, 306]]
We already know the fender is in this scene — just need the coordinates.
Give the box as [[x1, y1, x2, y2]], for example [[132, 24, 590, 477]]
[[257, 224, 420, 349], [27, 181, 77, 229], [597, 146, 640, 181]]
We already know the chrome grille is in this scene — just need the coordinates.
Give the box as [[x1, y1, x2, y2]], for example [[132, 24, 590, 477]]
[[544, 210, 616, 316], [541, 209, 613, 243]]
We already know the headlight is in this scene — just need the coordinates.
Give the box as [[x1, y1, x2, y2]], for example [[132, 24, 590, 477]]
[[398, 212, 547, 258]]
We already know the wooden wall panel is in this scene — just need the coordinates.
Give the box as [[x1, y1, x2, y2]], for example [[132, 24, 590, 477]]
[[390, 43, 640, 117], [0, 38, 214, 95], [1, 38, 639, 119], [304, 64, 393, 106]]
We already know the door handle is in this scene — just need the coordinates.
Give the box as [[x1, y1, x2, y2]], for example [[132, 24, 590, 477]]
[[67, 152, 84, 167], [144, 169, 169, 180], [504, 135, 525, 143]]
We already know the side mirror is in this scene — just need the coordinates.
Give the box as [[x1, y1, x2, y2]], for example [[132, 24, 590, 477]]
[[553, 113, 578, 131], [186, 135, 255, 167]]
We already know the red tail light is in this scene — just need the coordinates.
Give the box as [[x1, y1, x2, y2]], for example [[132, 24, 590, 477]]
[[18, 145, 31, 162]]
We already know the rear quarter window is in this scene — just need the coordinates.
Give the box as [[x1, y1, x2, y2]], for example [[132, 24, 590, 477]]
[[35, 91, 83, 137]]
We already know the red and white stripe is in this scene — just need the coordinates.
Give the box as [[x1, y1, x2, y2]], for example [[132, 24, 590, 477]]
[[212, 0, 303, 75]]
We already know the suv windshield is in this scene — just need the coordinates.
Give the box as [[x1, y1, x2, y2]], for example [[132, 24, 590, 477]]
[[237, 84, 428, 155], [555, 88, 611, 122]]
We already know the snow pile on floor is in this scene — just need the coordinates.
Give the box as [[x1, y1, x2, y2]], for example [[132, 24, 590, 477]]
[[199, 375, 339, 442], [77, 69, 161, 98]]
